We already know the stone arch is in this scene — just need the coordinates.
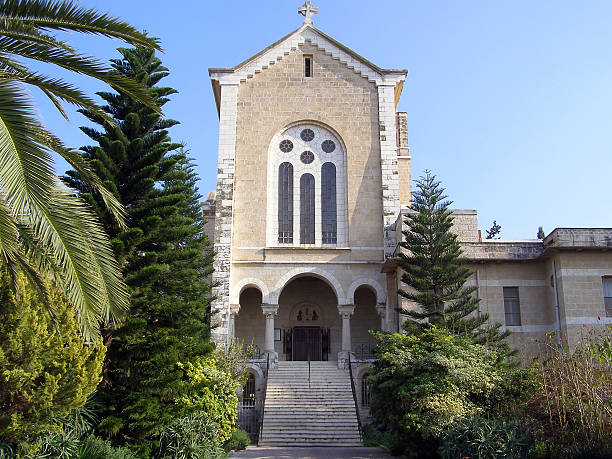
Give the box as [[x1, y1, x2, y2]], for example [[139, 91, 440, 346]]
[[347, 278, 386, 304], [270, 267, 346, 305], [230, 277, 270, 305], [356, 363, 374, 380]]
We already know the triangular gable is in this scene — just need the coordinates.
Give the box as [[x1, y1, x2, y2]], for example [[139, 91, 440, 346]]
[[209, 24, 407, 114]]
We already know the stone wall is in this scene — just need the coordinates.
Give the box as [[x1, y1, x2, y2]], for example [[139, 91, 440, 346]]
[[396, 112, 411, 206], [232, 41, 384, 252]]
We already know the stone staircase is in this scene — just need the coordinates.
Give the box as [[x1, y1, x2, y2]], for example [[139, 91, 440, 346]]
[[259, 361, 362, 446]]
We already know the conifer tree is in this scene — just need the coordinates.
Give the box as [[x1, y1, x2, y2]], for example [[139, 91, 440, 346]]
[[486, 220, 502, 239], [64, 47, 214, 453], [398, 171, 509, 346]]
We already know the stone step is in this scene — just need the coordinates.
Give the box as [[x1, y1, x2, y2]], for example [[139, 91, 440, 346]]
[[260, 361, 361, 447], [260, 442, 362, 447]]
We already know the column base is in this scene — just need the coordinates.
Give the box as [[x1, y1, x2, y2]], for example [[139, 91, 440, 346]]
[[337, 351, 355, 369]]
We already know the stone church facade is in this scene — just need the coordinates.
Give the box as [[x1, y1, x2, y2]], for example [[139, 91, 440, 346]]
[[206, 4, 612, 373]]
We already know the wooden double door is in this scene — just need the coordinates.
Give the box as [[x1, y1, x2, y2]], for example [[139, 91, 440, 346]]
[[292, 326, 321, 361]]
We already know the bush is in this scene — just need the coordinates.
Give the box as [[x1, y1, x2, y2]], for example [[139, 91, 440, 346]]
[[368, 326, 526, 456], [224, 429, 250, 452], [174, 342, 253, 444], [0, 272, 105, 454], [36, 429, 80, 459], [525, 328, 612, 455], [76, 435, 137, 459], [438, 415, 530, 459], [157, 412, 225, 459], [361, 424, 392, 449]]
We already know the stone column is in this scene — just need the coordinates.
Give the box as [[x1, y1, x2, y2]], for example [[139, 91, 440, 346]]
[[227, 304, 240, 348], [261, 303, 279, 366], [377, 302, 387, 331], [337, 304, 355, 367]]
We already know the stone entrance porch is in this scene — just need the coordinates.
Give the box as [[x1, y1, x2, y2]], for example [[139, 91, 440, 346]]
[[233, 275, 381, 366]]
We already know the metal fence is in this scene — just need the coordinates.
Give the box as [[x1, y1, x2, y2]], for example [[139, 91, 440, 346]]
[[237, 401, 263, 444]]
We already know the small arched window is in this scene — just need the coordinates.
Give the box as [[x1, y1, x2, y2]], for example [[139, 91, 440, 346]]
[[278, 162, 293, 243], [300, 173, 315, 244], [321, 162, 337, 244]]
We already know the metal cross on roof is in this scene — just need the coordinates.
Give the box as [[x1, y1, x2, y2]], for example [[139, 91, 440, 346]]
[[298, 1, 318, 25]]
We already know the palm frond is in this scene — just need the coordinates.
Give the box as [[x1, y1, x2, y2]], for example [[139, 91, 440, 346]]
[[25, 187, 128, 339], [0, 16, 76, 52], [0, 80, 126, 226], [0, 80, 55, 213], [0, 36, 159, 112], [0, 0, 160, 50], [0, 193, 51, 307], [0, 68, 115, 123]]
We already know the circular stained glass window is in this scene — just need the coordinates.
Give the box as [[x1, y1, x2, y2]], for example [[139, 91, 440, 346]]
[[300, 151, 315, 164], [300, 128, 315, 142], [279, 139, 293, 153], [321, 139, 336, 153]]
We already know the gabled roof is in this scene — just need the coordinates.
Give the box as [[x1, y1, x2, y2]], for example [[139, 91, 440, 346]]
[[208, 23, 408, 115]]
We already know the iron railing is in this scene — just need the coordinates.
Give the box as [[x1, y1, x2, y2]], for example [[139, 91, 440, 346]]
[[353, 343, 376, 360], [347, 353, 363, 441], [237, 401, 262, 443], [257, 353, 271, 445]]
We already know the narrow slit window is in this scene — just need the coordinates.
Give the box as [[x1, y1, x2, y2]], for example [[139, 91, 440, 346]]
[[278, 162, 293, 243], [300, 173, 315, 244], [304, 56, 312, 78]]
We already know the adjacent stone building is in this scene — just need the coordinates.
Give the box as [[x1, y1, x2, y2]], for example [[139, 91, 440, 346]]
[[206, 3, 612, 371]]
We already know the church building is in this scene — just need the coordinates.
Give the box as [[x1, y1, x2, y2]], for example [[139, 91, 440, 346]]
[[205, 1, 612, 445], [206, 1, 612, 364]]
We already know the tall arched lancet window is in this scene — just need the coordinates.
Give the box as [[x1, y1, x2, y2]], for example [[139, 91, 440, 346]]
[[278, 162, 293, 243], [321, 162, 337, 244], [300, 173, 315, 244], [268, 123, 347, 247]]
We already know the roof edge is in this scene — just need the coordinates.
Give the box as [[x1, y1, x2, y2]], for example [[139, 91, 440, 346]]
[[208, 24, 408, 78]]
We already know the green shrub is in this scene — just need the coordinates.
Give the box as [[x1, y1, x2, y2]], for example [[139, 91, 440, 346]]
[[438, 415, 530, 459], [0, 272, 105, 454], [175, 356, 240, 443], [36, 429, 81, 459], [368, 326, 529, 457], [76, 435, 137, 459], [157, 412, 225, 459], [224, 429, 250, 452]]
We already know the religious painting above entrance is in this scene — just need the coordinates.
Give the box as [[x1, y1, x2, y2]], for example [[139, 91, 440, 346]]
[[294, 304, 320, 322]]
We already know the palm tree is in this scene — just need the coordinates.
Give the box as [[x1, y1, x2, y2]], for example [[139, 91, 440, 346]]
[[0, 0, 162, 340]]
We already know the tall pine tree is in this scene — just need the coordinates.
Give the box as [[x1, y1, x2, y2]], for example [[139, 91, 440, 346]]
[[64, 47, 214, 453], [398, 171, 509, 346]]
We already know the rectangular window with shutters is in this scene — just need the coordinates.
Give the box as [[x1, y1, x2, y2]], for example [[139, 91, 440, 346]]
[[603, 278, 612, 317], [503, 287, 521, 326]]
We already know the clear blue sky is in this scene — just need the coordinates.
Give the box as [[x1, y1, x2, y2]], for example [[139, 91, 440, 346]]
[[40, 0, 612, 239]]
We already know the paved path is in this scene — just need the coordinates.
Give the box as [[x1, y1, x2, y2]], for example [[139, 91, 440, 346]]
[[228, 446, 392, 458]]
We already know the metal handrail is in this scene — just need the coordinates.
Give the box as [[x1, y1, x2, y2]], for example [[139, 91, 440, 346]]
[[308, 349, 311, 389], [258, 352, 271, 444], [347, 353, 363, 441]]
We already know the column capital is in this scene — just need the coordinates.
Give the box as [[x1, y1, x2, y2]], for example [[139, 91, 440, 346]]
[[230, 303, 240, 315], [338, 304, 355, 317], [261, 303, 279, 317], [376, 302, 387, 317]]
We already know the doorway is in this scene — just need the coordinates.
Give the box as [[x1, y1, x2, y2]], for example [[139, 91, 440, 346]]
[[292, 326, 321, 361]]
